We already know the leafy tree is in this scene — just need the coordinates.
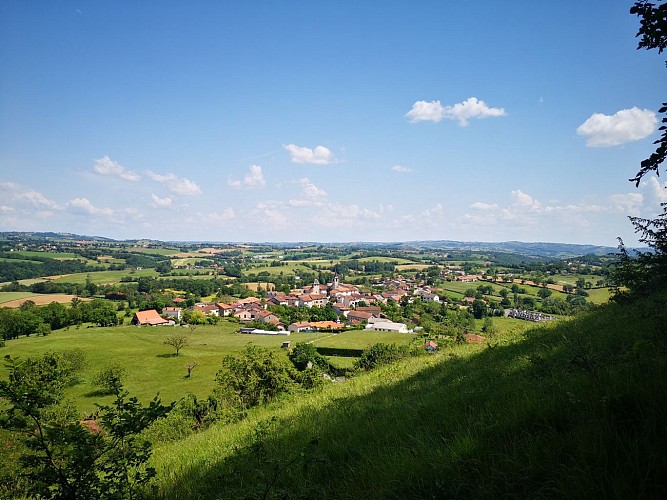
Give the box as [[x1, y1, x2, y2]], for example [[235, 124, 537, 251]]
[[537, 287, 552, 299], [615, 1, 667, 297], [163, 333, 190, 357], [471, 299, 488, 319], [214, 345, 298, 410], [288, 342, 329, 371], [182, 309, 207, 325], [93, 363, 126, 395], [481, 317, 497, 337], [629, 0, 667, 186], [0, 353, 171, 499]]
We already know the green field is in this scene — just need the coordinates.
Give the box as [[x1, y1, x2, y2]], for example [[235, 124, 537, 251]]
[[0, 292, 37, 304], [52, 269, 159, 284], [127, 247, 182, 256], [312, 329, 416, 350], [0, 257, 42, 265], [10, 251, 81, 260], [0, 323, 333, 411], [245, 261, 316, 276]]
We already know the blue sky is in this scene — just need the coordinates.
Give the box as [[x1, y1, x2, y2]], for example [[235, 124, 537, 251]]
[[1, 0, 665, 245]]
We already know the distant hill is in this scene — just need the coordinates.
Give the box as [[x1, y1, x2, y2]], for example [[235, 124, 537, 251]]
[[0, 232, 622, 258]]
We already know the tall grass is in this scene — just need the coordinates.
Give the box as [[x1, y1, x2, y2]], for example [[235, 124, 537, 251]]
[[150, 291, 667, 498]]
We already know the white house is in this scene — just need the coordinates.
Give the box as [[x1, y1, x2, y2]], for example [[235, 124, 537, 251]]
[[365, 321, 410, 333]]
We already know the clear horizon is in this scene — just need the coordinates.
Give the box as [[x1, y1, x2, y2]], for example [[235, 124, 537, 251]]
[[1, 1, 664, 247]]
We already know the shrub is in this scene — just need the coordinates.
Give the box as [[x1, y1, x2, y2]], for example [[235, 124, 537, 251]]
[[289, 342, 330, 371], [354, 343, 409, 371], [93, 363, 125, 395], [214, 345, 298, 409]]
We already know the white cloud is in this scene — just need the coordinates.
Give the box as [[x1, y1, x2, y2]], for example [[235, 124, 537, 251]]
[[577, 107, 657, 147], [406, 97, 506, 126], [470, 201, 498, 211], [405, 100, 446, 123], [207, 208, 236, 223], [284, 144, 338, 164], [610, 192, 644, 216], [643, 176, 667, 202], [1, 205, 15, 213], [0, 182, 60, 209], [145, 170, 202, 195], [511, 189, 542, 211], [66, 197, 114, 217], [150, 193, 173, 208], [227, 164, 266, 190], [288, 178, 328, 207], [253, 203, 290, 229], [93, 155, 140, 181], [391, 165, 412, 173], [421, 203, 444, 218]]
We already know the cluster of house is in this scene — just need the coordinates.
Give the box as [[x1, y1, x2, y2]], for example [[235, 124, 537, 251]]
[[506, 309, 554, 322], [131, 275, 414, 334]]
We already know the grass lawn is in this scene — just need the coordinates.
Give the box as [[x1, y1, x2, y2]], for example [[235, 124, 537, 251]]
[[312, 329, 416, 350]]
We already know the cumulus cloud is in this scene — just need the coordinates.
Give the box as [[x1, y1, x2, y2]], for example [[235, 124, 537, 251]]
[[610, 193, 644, 216], [642, 176, 667, 202], [406, 97, 506, 126], [145, 170, 202, 195], [92, 156, 140, 181], [150, 193, 173, 208], [391, 165, 412, 173], [227, 164, 266, 190], [288, 178, 328, 207], [284, 144, 338, 164], [66, 197, 114, 217], [577, 107, 657, 147]]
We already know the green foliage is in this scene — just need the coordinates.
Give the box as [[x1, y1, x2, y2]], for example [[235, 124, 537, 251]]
[[354, 343, 409, 371], [288, 342, 330, 372], [0, 352, 172, 499], [162, 333, 189, 357], [214, 345, 298, 410], [93, 363, 126, 395], [151, 289, 667, 499]]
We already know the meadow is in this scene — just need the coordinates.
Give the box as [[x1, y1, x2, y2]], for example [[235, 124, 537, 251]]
[[51, 269, 159, 284], [0, 321, 413, 413]]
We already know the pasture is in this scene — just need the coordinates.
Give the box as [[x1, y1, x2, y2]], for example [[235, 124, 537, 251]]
[[0, 322, 408, 412], [51, 269, 159, 284]]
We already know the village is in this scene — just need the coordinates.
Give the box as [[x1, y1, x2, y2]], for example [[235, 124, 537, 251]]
[[131, 268, 555, 337]]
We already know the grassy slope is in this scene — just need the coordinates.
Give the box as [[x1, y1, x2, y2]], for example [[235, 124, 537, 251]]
[[151, 291, 667, 499]]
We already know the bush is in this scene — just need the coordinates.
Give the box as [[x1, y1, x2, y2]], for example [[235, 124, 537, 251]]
[[354, 343, 409, 371], [214, 345, 298, 409], [289, 342, 330, 371], [93, 363, 125, 395]]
